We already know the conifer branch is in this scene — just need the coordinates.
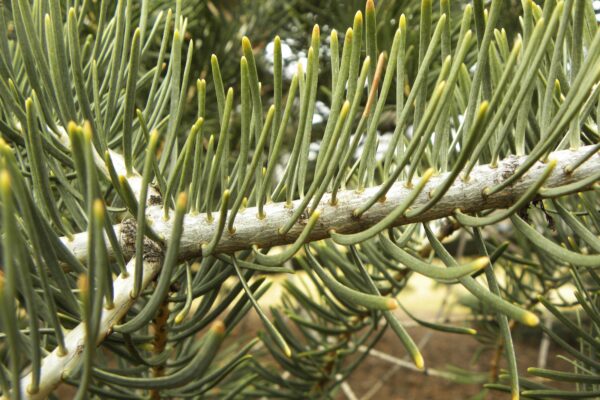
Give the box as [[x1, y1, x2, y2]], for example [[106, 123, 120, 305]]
[[3, 1, 600, 398], [11, 127, 163, 400], [17, 144, 599, 399], [62, 145, 599, 264], [14, 258, 161, 400]]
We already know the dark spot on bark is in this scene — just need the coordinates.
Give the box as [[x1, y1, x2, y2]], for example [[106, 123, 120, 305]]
[[120, 219, 138, 257], [143, 239, 163, 264], [120, 218, 164, 263], [148, 193, 162, 206], [501, 156, 520, 181]]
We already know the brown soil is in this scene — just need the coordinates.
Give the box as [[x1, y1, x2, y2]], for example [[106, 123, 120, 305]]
[[54, 310, 572, 399], [337, 325, 572, 400]]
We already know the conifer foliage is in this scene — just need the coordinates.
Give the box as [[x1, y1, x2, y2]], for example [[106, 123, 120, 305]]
[[0, 0, 599, 398]]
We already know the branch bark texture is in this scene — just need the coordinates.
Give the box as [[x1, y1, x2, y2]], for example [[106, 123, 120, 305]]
[[64, 145, 600, 262]]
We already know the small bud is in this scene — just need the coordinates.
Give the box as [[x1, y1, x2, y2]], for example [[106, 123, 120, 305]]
[[242, 36, 252, 52], [93, 199, 105, 221], [340, 101, 351, 117], [422, 168, 435, 181], [366, 0, 375, 13], [222, 190, 230, 203], [386, 298, 398, 310], [176, 192, 188, 211], [312, 24, 320, 41], [354, 10, 363, 26], [77, 274, 89, 297], [67, 121, 80, 136], [414, 353, 425, 370], [211, 320, 226, 335], [345, 27, 353, 42], [149, 130, 160, 147], [399, 14, 406, 30], [0, 169, 11, 191], [473, 257, 490, 270], [523, 312, 540, 327], [83, 120, 93, 142]]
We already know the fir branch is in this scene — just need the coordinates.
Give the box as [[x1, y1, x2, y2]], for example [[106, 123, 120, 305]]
[[2, 1, 600, 398], [61, 145, 599, 263], [13, 144, 598, 398], [14, 257, 161, 400]]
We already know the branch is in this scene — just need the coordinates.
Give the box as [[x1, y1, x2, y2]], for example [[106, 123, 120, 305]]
[[63, 145, 599, 262], [11, 127, 161, 400], [16, 145, 599, 398], [16, 258, 161, 400]]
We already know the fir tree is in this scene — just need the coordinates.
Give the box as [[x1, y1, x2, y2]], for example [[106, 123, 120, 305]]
[[0, 0, 599, 398]]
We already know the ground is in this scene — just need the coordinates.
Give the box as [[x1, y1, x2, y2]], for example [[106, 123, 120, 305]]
[[338, 325, 571, 400]]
